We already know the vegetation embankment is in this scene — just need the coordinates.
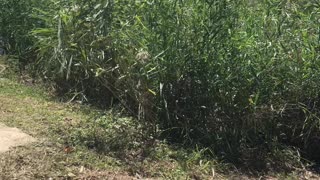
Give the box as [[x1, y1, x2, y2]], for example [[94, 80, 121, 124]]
[[2, 56, 320, 179], [1, 56, 228, 179], [0, 0, 320, 177]]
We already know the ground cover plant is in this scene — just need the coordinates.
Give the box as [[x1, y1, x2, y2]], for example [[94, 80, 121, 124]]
[[1, 0, 320, 176]]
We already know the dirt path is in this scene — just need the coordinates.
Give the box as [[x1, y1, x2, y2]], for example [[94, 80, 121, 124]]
[[0, 124, 35, 153]]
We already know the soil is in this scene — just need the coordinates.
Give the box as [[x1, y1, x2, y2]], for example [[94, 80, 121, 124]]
[[0, 123, 35, 153]]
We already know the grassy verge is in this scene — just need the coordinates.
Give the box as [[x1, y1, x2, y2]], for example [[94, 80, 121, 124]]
[[0, 58, 127, 179], [1, 56, 319, 179], [0, 57, 224, 179]]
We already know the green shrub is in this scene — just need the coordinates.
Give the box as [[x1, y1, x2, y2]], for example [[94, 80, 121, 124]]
[[0, 0, 44, 66]]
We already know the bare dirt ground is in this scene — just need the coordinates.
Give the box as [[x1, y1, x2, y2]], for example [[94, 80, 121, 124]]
[[0, 124, 35, 153]]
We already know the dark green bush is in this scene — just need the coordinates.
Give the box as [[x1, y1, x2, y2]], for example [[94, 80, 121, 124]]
[[0, 0, 44, 66]]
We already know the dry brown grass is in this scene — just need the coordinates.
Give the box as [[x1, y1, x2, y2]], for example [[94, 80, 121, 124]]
[[0, 143, 141, 180]]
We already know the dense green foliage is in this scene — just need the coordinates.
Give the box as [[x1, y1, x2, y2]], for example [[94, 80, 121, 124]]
[[1, 0, 320, 166]]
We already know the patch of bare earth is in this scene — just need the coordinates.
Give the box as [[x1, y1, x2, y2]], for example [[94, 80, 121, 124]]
[[0, 124, 36, 153]]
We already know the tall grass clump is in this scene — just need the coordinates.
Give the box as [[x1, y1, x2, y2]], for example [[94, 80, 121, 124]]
[[0, 0, 45, 67], [1, 0, 320, 167], [232, 0, 320, 163], [30, 0, 115, 103]]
